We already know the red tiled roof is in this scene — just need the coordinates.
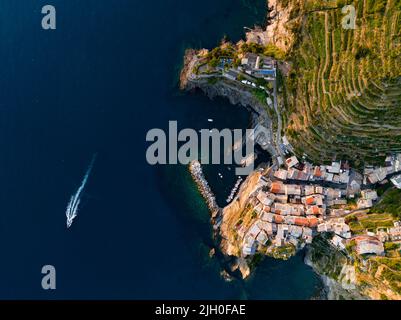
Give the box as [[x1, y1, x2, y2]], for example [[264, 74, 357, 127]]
[[270, 182, 283, 194], [312, 206, 320, 215], [305, 197, 315, 205], [294, 217, 309, 226], [308, 217, 319, 227], [314, 167, 322, 177]]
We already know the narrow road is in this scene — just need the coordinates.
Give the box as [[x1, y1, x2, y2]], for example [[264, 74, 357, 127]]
[[273, 78, 285, 162]]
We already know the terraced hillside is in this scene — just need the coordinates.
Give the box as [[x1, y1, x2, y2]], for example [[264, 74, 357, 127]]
[[281, 0, 401, 166]]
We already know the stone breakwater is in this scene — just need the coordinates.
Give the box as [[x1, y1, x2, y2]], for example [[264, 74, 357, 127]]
[[226, 176, 243, 203], [189, 160, 220, 217]]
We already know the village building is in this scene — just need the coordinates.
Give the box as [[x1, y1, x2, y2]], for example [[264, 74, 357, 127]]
[[302, 227, 313, 244], [315, 186, 324, 194], [327, 161, 341, 174], [256, 191, 274, 206], [287, 168, 309, 181], [391, 174, 401, 189], [256, 231, 269, 245], [361, 189, 378, 201], [304, 185, 315, 196], [247, 222, 261, 239], [357, 198, 373, 209], [354, 236, 385, 256], [325, 188, 343, 200], [303, 194, 324, 206], [261, 211, 274, 223], [306, 205, 325, 216], [389, 224, 401, 241], [274, 169, 288, 181], [339, 171, 350, 184], [311, 166, 324, 180], [285, 156, 299, 169], [270, 182, 285, 194], [272, 203, 304, 216], [273, 194, 289, 203], [331, 234, 346, 250], [241, 53, 258, 69], [288, 225, 303, 238], [222, 70, 237, 81], [242, 236, 256, 256], [285, 184, 302, 196], [347, 173, 362, 197], [327, 199, 347, 207], [328, 209, 350, 217], [325, 173, 334, 182], [376, 230, 389, 243], [365, 167, 387, 184]]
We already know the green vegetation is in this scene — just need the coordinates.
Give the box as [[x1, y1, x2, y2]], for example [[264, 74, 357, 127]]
[[252, 89, 268, 104], [384, 242, 400, 251], [240, 43, 287, 60], [377, 257, 401, 271], [349, 213, 394, 234], [207, 77, 219, 85], [345, 214, 358, 224], [249, 253, 264, 269], [263, 44, 287, 60], [372, 188, 401, 220], [269, 244, 296, 260], [380, 268, 401, 294], [240, 43, 264, 54], [346, 239, 356, 254], [309, 235, 349, 281], [281, 0, 401, 164]]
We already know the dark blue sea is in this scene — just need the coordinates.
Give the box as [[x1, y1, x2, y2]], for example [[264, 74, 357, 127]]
[[0, 0, 322, 299]]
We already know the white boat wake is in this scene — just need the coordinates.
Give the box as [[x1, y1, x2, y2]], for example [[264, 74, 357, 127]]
[[66, 154, 97, 228]]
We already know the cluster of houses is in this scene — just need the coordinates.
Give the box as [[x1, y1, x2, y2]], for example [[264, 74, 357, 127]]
[[273, 154, 401, 208], [239, 53, 277, 80], [274, 156, 353, 185], [364, 154, 401, 184], [372, 221, 401, 244], [238, 168, 351, 256], [239, 177, 325, 255], [357, 189, 378, 209], [221, 52, 277, 88], [236, 154, 401, 258]]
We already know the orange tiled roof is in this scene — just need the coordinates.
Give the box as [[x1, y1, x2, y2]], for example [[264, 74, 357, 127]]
[[305, 196, 315, 205], [270, 182, 283, 194], [312, 206, 320, 215], [294, 217, 309, 226], [308, 217, 319, 227], [314, 167, 322, 177]]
